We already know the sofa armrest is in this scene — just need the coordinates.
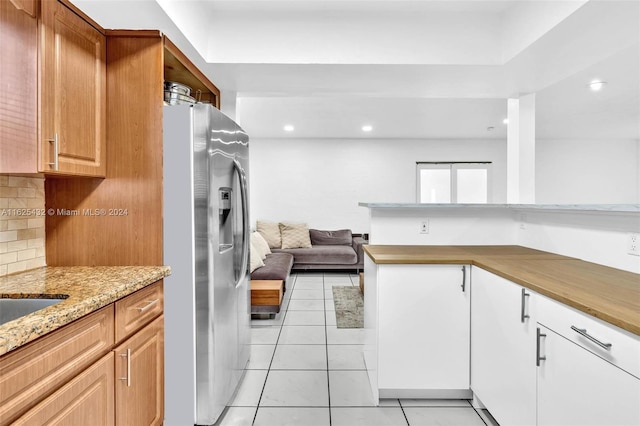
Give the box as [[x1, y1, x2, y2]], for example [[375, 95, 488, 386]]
[[352, 236, 368, 267]]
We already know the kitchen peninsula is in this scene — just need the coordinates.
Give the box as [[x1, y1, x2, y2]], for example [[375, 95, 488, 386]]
[[360, 203, 640, 426]]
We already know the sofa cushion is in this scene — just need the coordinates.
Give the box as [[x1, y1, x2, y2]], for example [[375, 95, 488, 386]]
[[251, 231, 271, 260], [280, 222, 312, 249], [250, 240, 265, 273], [257, 221, 281, 249], [310, 229, 352, 246], [274, 245, 357, 265], [250, 252, 294, 282]]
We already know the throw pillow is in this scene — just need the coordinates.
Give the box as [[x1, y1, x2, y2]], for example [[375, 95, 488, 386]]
[[257, 221, 281, 249], [280, 222, 312, 249], [309, 229, 352, 246], [250, 240, 265, 273], [251, 231, 271, 260]]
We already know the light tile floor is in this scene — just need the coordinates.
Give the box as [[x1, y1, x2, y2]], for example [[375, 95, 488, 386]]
[[215, 272, 499, 426]]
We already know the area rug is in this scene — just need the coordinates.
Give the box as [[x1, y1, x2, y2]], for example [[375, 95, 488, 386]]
[[332, 286, 364, 328]]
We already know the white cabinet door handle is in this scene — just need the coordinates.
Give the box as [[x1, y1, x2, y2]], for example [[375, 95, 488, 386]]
[[521, 289, 530, 323], [536, 327, 546, 366]]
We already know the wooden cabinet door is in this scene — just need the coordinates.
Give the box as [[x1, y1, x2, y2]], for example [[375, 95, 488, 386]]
[[537, 324, 640, 426], [40, 0, 106, 176], [114, 315, 164, 426], [377, 264, 470, 396], [471, 267, 537, 426], [11, 353, 115, 426], [0, 0, 38, 173]]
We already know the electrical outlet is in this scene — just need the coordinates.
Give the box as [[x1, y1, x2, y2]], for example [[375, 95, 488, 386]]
[[420, 220, 429, 234], [519, 213, 527, 230], [628, 233, 640, 256]]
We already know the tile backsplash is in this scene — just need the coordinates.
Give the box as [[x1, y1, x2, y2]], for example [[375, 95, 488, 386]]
[[0, 176, 46, 276]]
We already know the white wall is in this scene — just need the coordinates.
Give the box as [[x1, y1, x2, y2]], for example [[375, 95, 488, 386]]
[[516, 209, 640, 273], [536, 139, 640, 204], [369, 207, 516, 246], [203, 7, 502, 65], [249, 138, 507, 232]]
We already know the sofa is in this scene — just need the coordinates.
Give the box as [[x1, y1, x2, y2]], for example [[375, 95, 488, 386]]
[[249, 224, 367, 308], [273, 229, 366, 272]]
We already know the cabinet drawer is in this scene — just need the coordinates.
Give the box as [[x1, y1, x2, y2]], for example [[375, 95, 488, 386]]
[[12, 352, 115, 426], [115, 281, 163, 342], [537, 295, 640, 378], [0, 305, 114, 426]]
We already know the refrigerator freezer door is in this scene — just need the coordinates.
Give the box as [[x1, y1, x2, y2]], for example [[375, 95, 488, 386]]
[[164, 104, 250, 426], [196, 104, 251, 424]]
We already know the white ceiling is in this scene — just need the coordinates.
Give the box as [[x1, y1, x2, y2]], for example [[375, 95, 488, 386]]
[[72, 0, 639, 140]]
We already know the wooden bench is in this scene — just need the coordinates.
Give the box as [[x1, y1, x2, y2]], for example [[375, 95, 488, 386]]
[[250, 280, 284, 318]]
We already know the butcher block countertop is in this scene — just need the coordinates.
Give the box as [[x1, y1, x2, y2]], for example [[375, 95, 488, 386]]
[[0, 266, 171, 356], [364, 245, 640, 336]]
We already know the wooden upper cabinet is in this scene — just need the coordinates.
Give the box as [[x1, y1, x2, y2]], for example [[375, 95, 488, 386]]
[[0, 0, 38, 173], [163, 36, 220, 108], [40, 0, 106, 177]]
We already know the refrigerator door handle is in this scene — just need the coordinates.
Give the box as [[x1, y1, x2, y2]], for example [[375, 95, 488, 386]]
[[233, 158, 250, 288]]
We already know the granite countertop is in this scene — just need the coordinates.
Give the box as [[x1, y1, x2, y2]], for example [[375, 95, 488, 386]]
[[364, 245, 640, 336], [0, 266, 171, 356]]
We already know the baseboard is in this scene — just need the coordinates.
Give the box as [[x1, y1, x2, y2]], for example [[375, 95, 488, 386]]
[[378, 389, 473, 399]]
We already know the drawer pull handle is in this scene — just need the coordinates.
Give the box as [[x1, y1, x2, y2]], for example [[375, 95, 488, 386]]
[[119, 348, 131, 387], [135, 299, 159, 313], [520, 289, 530, 323], [461, 266, 466, 292], [571, 326, 612, 350]]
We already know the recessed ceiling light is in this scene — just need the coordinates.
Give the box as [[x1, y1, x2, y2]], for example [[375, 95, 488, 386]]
[[502, 118, 509, 125], [283, 124, 294, 132], [362, 125, 373, 132], [588, 80, 607, 91]]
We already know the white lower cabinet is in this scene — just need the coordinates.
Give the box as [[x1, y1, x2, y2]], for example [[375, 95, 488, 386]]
[[536, 296, 640, 426], [365, 258, 640, 423], [537, 324, 640, 426], [471, 268, 640, 426], [364, 259, 471, 401], [471, 267, 537, 426]]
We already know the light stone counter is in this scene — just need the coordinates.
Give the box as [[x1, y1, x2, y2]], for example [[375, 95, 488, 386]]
[[0, 266, 171, 356]]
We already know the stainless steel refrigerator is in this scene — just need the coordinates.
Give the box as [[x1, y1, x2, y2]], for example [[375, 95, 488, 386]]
[[163, 103, 251, 425]]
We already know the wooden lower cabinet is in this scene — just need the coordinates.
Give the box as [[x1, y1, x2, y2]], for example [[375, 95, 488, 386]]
[[0, 306, 114, 426], [13, 353, 115, 426], [0, 282, 165, 426], [115, 315, 164, 426]]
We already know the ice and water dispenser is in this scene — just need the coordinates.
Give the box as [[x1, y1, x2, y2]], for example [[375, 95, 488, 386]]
[[219, 187, 233, 251]]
